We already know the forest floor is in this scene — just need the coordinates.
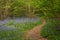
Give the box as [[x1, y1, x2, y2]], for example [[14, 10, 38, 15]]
[[24, 19, 47, 40]]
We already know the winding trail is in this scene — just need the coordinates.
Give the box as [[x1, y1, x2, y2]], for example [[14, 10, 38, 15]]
[[24, 19, 47, 40]]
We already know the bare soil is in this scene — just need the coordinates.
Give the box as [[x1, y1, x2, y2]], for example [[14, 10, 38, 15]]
[[24, 19, 47, 40]]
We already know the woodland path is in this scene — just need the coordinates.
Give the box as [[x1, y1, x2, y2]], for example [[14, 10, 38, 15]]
[[24, 19, 47, 40]]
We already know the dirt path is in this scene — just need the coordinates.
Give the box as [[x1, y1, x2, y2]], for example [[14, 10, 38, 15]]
[[24, 19, 47, 40]]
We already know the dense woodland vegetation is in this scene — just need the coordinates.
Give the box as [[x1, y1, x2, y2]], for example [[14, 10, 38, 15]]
[[0, 0, 60, 19], [0, 0, 60, 40]]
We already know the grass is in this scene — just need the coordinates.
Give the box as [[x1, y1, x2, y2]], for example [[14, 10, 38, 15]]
[[0, 20, 42, 40], [40, 19, 60, 40]]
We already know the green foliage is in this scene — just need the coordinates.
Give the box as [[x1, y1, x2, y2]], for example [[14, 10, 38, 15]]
[[0, 0, 60, 19], [0, 0, 26, 19], [0, 20, 41, 40], [0, 0, 60, 40], [40, 19, 60, 40], [5, 20, 14, 26], [39, 0, 60, 40], [38, 0, 60, 18], [10, 0, 26, 17]]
